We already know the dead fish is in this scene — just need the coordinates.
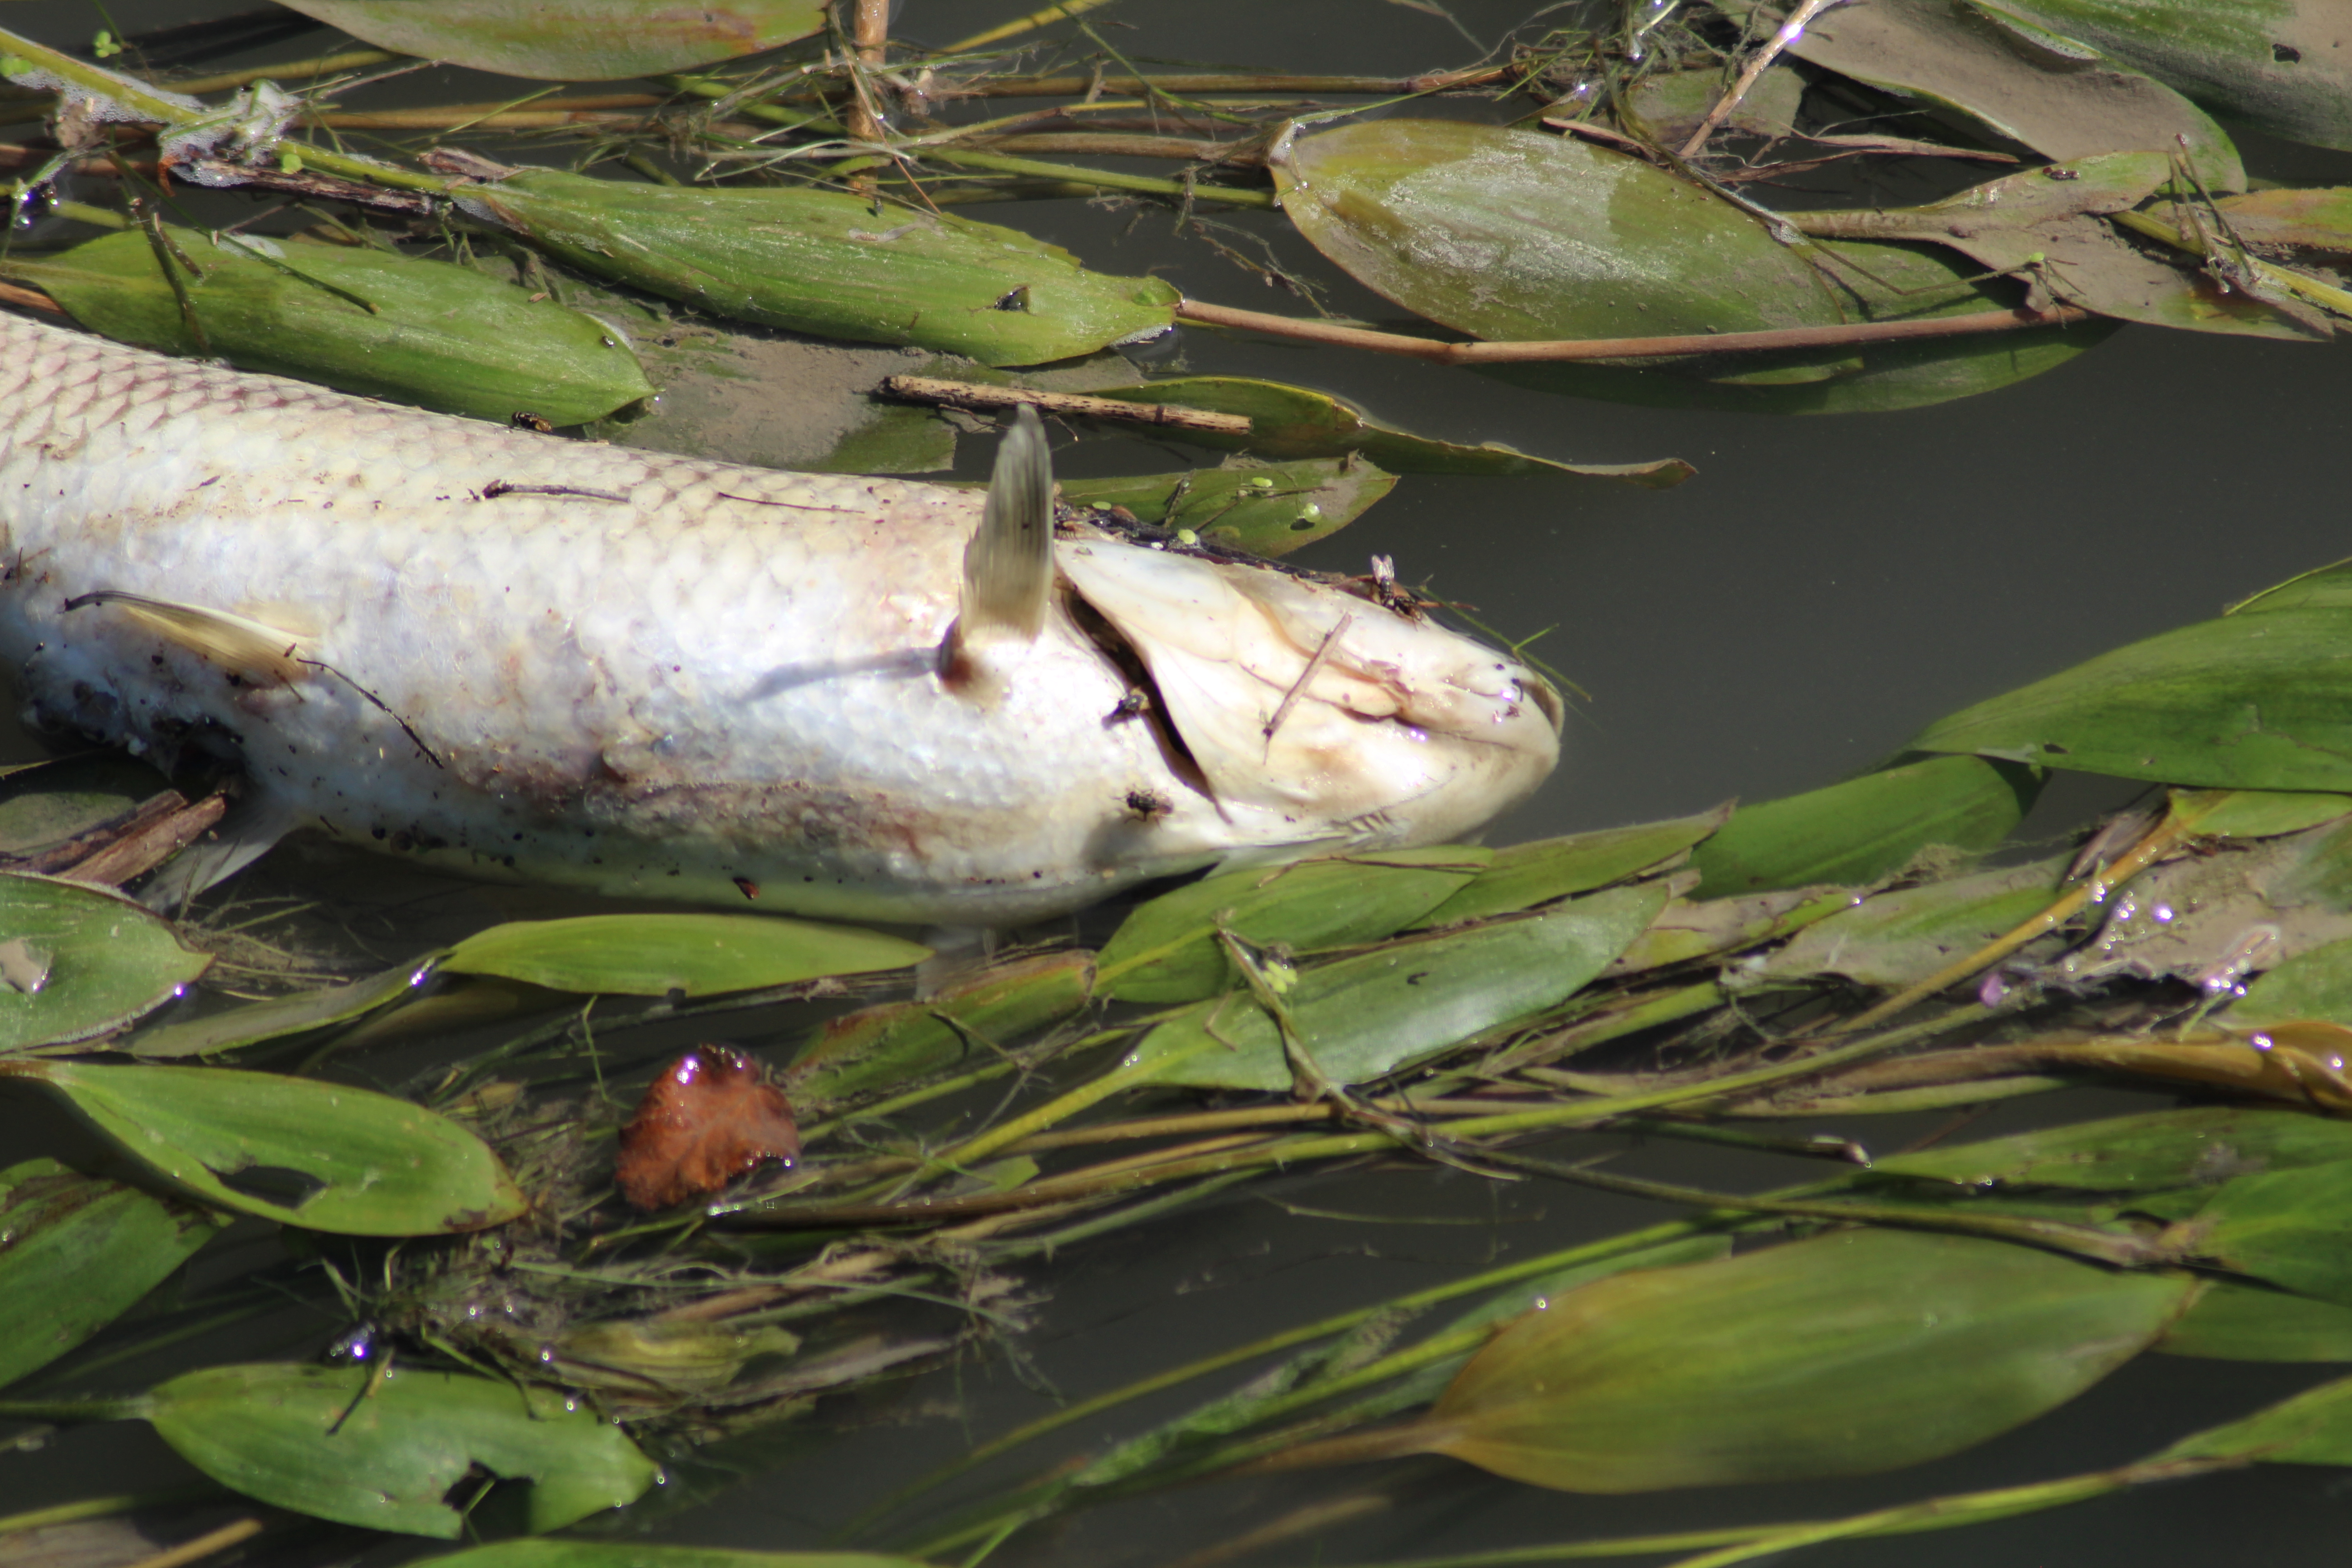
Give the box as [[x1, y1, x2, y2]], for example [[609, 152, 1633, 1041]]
[[0, 312, 1560, 924]]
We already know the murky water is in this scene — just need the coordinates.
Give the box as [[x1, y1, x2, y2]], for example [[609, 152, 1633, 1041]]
[[6, 2, 2352, 1563]]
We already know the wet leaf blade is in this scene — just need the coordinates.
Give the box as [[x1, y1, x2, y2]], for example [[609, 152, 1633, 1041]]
[[1911, 608, 2352, 790], [0, 873, 211, 1052], [146, 1363, 657, 1536], [787, 951, 1093, 1106], [2190, 1160, 2352, 1305], [468, 170, 1175, 367], [2158, 1279, 2352, 1362], [1134, 882, 1669, 1090], [1057, 459, 1397, 558], [4, 1061, 527, 1235], [1426, 1229, 2190, 1490], [0, 1158, 224, 1390], [444, 913, 928, 997], [1688, 755, 2041, 897], [2160, 1372, 2352, 1465], [275, 0, 827, 80], [1096, 848, 1491, 1005], [2232, 934, 2352, 1027], [129, 954, 443, 1059], [1874, 1105, 2352, 1190], [1757, 853, 2069, 990], [1415, 803, 1730, 926], [419, 1544, 933, 1568]]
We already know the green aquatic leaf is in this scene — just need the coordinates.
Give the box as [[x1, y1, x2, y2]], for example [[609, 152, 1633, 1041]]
[[1909, 600, 2352, 791], [444, 913, 927, 997], [129, 955, 441, 1059], [0, 1158, 224, 1390], [1270, 119, 2112, 413], [2190, 789, 2352, 840], [0, 1060, 526, 1234], [2215, 187, 2352, 253], [1413, 804, 1730, 927], [276, 0, 827, 80], [0, 753, 171, 857], [1735, 0, 2246, 186], [422, 1544, 931, 1568], [1095, 847, 1490, 1005], [1079, 376, 1693, 487], [2159, 1279, 2352, 1362], [2232, 934, 2352, 1028], [144, 1362, 656, 1536], [1976, 0, 2352, 152], [0, 873, 211, 1053], [1423, 1228, 2191, 1491], [1688, 754, 2041, 897], [7, 229, 653, 426], [786, 951, 1094, 1106], [1132, 882, 1668, 1091], [2187, 1159, 2352, 1306], [1055, 458, 1396, 558], [462, 168, 1176, 367], [1756, 853, 2068, 990], [1875, 1105, 2352, 1190], [2160, 1372, 2352, 1465]]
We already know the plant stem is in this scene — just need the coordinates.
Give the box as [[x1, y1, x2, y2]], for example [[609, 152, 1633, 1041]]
[[1174, 298, 2097, 363], [950, 67, 1514, 98], [924, 149, 1277, 206]]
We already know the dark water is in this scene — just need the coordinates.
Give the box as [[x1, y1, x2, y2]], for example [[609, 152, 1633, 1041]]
[[6, 2, 2352, 1564]]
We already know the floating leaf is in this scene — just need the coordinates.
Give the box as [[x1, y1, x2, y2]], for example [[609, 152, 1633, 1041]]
[[0, 873, 210, 1052], [1056, 458, 1396, 558], [549, 1318, 800, 1399], [1910, 593, 2352, 790], [1414, 804, 1730, 927], [786, 951, 1093, 1106], [1688, 754, 2040, 896], [0, 1060, 526, 1234], [2160, 1372, 2352, 1465], [0, 1158, 224, 1390], [1875, 1105, 2352, 1190], [2186, 1159, 2352, 1306], [1758, 853, 2068, 990], [616, 1045, 800, 1210], [422, 1543, 932, 1568], [1420, 1229, 2191, 1491], [1080, 376, 1693, 487], [443, 913, 927, 997], [1269, 119, 2112, 413], [129, 955, 441, 1059], [144, 1362, 656, 1536], [1607, 884, 1850, 974], [2215, 187, 2352, 253], [2190, 789, 2352, 839], [1095, 847, 1490, 1004], [1132, 882, 1668, 1091], [461, 169, 1176, 367], [6, 229, 653, 425], [1978, 0, 2352, 153], [2234, 935, 2352, 1027], [2159, 1279, 2352, 1362], [1738, 0, 2246, 186], [276, 0, 827, 80], [0, 753, 171, 857]]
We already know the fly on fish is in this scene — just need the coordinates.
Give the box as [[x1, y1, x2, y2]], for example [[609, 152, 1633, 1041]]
[[0, 312, 1561, 924]]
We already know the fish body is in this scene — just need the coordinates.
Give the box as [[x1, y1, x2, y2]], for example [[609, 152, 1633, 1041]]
[[0, 312, 1559, 923]]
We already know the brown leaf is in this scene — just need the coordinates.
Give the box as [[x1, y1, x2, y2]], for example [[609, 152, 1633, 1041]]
[[615, 1045, 800, 1210]]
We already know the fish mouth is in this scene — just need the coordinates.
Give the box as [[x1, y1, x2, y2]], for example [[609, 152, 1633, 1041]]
[[1055, 533, 1563, 850]]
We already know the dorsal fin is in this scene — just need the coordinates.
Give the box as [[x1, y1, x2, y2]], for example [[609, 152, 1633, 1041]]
[[960, 405, 1055, 641], [64, 591, 308, 686]]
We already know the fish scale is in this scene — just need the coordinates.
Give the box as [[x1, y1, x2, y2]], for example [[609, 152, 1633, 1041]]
[[0, 310, 1560, 923]]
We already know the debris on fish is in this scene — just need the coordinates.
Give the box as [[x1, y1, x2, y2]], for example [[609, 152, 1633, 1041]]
[[0, 312, 1561, 925]]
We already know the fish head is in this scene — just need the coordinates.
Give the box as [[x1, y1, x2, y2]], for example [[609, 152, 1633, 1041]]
[[1056, 534, 1562, 860]]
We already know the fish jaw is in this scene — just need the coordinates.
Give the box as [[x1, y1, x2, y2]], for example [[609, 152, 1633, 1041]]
[[1056, 532, 1562, 858]]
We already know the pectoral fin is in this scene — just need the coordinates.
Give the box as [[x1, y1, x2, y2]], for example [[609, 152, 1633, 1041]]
[[64, 591, 308, 687], [960, 405, 1055, 641]]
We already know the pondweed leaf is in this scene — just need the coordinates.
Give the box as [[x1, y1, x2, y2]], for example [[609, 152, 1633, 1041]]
[[0, 1061, 526, 1234], [2159, 1279, 2352, 1362], [1131, 882, 1668, 1091], [1979, 0, 2352, 152], [2215, 187, 2352, 253], [0, 753, 169, 856], [1270, 119, 2110, 412], [1413, 804, 1729, 927], [1421, 1229, 2191, 1491], [1096, 847, 1491, 1004], [7, 229, 654, 425], [1757, 853, 2069, 990], [1728, 0, 2246, 186], [0, 1158, 223, 1390], [1079, 376, 1693, 487], [276, 0, 826, 80], [2159, 1372, 2352, 1465], [2185, 1160, 2352, 1306], [143, 1362, 657, 1536], [1874, 1106, 2352, 1191], [0, 873, 210, 1052], [421, 1544, 931, 1568], [129, 954, 441, 1059], [460, 169, 1176, 367], [1056, 459, 1396, 559], [2233, 935, 2352, 1027], [787, 951, 1093, 1107], [443, 913, 927, 997], [1688, 754, 2040, 896]]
